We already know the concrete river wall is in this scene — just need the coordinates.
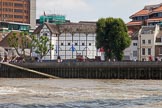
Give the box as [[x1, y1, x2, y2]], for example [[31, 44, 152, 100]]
[[1, 61, 161, 79]]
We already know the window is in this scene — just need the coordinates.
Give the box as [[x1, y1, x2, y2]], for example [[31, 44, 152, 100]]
[[14, 9, 23, 13], [159, 48, 162, 55], [148, 40, 151, 44], [82, 43, 85, 46], [133, 43, 137, 46], [158, 12, 162, 17], [68, 43, 70, 46], [133, 51, 137, 57], [14, 3, 23, 7], [142, 40, 145, 44], [43, 33, 47, 36], [148, 48, 151, 55], [14, 15, 23, 19], [61, 43, 64, 46], [160, 37, 162, 42], [89, 43, 91, 46], [142, 48, 145, 55], [75, 43, 78, 46]]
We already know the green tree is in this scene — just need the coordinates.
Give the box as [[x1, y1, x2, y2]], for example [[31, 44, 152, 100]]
[[7, 32, 31, 58], [34, 36, 54, 60], [96, 17, 131, 61], [7, 32, 54, 62], [28, 35, 38, 57]]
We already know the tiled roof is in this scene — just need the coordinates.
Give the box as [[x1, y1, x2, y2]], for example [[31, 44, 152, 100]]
[[147, 17, 162, 22], [130, 9, 150, 18], [127, 21, 142, 26], [153, 5, 162, 12], [130, 3, 162, 19]]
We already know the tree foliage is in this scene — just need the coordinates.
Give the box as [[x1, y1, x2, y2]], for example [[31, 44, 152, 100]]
[[34, 36, 54, 60], [7, 32, 54, 61], [7, 32, 30, 58], [96, 17, 131, 61]]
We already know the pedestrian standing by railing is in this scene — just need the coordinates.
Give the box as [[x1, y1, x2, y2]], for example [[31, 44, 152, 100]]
[[57, 56, 62, 63]]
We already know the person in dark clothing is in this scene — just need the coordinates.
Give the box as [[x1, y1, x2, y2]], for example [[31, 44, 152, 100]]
[[57, 56, 61, 63]]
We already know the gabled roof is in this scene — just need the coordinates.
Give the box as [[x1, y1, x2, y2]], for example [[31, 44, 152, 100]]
[[130, 9, 150, 18], [33, 22, 96, 35], [45, 23, 59, 34], [33, 24, 43, 34], [33, 23, 59, 34]]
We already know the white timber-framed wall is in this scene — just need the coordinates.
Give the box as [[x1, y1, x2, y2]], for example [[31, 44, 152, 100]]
[[33, 24, 57, 60], [33, 22, 97, 60], [57, 32, 96, 59]]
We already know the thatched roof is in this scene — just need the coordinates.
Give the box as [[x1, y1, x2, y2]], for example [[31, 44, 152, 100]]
[[59, 23, 96, 34], [33, 23, 59, 34], [33, 22, 96, 35]]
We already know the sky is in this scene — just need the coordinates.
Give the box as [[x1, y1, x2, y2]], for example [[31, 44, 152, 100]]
[[36, 0, 162, 23]]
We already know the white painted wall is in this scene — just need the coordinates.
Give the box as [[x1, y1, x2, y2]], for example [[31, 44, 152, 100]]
[[35, 25, 97, 60], [124, 39, 138, 61], [138, 25, 160, 61], [55, 33, 97, 59]]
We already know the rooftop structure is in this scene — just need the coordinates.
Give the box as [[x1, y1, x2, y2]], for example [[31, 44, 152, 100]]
[[127, 3, 162, 35], [0, 21, 30, 33], [39, 14, 66, 25]]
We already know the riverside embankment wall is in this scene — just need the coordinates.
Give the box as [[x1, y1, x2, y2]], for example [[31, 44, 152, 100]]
[[0, 63, 57, 78], [4, 61, 162, 79]]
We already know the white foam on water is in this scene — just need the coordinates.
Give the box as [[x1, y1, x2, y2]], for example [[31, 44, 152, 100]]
[[0, 87, 38, 95], [0, 87, 20, 95]]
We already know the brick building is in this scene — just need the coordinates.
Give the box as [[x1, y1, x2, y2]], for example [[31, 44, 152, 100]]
[[0, 0, 36, 29]]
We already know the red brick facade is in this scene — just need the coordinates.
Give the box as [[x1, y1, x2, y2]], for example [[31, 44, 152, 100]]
[[0, 0, 30, 24]]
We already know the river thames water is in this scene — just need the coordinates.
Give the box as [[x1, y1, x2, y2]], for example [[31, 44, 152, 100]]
[[0, 79, 162, 108]]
